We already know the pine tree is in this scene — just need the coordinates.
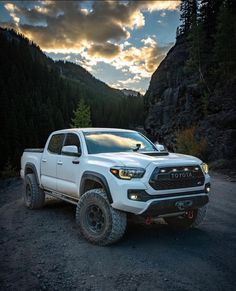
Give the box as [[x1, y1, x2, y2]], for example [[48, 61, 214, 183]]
[[214, 0, 236, 76], [71, 99, 92, 128], [179, 0, 198, 35]]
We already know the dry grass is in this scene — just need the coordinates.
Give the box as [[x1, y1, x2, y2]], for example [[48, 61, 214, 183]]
[[175, 127, 206, 158]]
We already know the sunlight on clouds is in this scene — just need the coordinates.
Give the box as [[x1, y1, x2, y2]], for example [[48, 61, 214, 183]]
[[1, 0, 179, 92], [110, 37, 171, 79], [35, 6, 49, 14], [79, 36, 171, 81], [130, 10, 145, 29], [4, 3, 20, 25], [144, 1, 180, 12], [4, 3, 15, 12]]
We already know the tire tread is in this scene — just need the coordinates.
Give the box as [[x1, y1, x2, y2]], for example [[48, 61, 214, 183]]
[[76, 189, 126, 246], [24, 174, 45, 209]]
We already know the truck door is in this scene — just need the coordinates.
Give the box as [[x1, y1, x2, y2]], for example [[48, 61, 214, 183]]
[[41, 133, 65, 191], [56, 133, 82, 198]]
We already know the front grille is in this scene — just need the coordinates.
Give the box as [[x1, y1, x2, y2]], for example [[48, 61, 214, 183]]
[[149, 165, 205, 190]]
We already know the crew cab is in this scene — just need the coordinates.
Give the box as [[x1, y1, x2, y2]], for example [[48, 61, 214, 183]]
[[21, 128, 211, 245]]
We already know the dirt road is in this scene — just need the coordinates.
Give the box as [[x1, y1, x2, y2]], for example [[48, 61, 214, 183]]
[[0, 173, 236, 291]]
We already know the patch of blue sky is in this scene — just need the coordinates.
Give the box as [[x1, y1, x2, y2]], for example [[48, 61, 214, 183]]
[[129, 10, 180, 47]]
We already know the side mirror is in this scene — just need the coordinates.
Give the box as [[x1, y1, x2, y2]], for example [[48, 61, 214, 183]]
[[154, 143, 166, 152], [62, 145, 81, 157]]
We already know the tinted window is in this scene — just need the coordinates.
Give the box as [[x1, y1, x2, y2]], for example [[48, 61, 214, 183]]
[[48, 134, 65, 154], [84, 131, 156, 154], [64, 133, 81, 152]]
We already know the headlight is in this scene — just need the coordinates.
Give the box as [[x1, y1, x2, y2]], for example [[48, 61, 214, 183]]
[[201, 163, 209, 174], [110, 167, 145, 180]]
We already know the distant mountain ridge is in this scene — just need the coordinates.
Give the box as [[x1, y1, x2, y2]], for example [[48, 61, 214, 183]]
[[121, 89, 142, 97]]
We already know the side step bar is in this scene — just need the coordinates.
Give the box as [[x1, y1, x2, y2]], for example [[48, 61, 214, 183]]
[[44, 190, 78, 205]]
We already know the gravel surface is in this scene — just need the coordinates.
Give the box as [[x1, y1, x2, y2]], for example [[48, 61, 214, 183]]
[[0, 172, 236, 291]]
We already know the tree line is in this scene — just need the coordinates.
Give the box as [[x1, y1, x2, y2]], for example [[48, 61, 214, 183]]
[[177, 0, 236, 89]]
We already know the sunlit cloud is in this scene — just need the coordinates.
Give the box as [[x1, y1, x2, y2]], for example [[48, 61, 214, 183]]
[[110, 37, 171, 78], [1, 0, 180, 92], [2, 0, 179, 51], [143, 1, 179, 12]]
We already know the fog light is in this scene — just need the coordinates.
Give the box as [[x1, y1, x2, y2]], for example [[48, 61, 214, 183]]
[[130, 194, 138, 200], [128, 190, 150, 201], [205, 183, 211, 193]]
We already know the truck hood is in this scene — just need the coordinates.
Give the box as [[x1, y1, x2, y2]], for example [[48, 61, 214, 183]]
[[89, 152, 202, 168]]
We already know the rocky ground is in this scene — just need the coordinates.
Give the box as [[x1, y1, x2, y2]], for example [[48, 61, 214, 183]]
[[0, 173, 236, 291]]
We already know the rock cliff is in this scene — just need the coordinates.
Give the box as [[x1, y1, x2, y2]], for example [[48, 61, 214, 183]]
[[144, 36, 236, 161]]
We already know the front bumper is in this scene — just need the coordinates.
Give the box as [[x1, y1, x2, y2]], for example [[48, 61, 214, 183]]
[[140, 194, 209, 216]]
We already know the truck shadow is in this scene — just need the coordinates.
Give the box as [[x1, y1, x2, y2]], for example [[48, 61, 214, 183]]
[[40, 198, 212, 248]]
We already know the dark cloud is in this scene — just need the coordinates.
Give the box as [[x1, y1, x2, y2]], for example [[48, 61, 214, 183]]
[[1, 1, 179, 51], [88, 43, 121, 58], [2, 1, 136, 50]]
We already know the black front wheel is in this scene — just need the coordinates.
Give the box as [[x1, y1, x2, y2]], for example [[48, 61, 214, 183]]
[[76, 189, 127, 245]]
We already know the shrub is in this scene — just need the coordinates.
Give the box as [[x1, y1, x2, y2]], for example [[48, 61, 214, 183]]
[[1, 160, 18, 178], [175, 127, 206, 159]]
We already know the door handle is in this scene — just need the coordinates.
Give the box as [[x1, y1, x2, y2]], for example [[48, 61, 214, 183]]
[[57, 161, 63, 165], [72, 159, 80, 164], [42, 159, 47, 163]]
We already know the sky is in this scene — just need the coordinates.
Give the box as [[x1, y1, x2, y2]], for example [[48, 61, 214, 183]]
[[0, 1, 180, 94]]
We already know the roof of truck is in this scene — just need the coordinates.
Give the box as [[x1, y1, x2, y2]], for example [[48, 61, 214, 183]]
[[52, 128, 136, 134]]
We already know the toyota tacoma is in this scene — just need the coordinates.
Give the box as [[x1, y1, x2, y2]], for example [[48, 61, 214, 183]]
[[21, 128, 211, 245]]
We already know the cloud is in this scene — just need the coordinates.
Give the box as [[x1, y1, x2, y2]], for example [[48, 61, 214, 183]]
[[143, 1, 179, 12], [2, 0, 179, 52], [88, 42, 121, 58], [1, 0, 179, 92], [110, 37, 171, 78]]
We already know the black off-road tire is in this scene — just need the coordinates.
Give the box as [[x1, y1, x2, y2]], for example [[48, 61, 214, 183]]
[[164, 206, 207, 230], [23, 174, 45, 209], [76, 189, 127, 246]]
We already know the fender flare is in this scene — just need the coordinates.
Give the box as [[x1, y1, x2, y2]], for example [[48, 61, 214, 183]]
[[80, 171, 113, 203], [24, 163, 39, 185]]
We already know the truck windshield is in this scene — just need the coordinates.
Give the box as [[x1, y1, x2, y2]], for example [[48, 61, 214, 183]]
[[83, 131, 157, 154]]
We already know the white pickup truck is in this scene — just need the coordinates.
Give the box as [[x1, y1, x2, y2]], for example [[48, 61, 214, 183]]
[[21, 128, 211, 245]]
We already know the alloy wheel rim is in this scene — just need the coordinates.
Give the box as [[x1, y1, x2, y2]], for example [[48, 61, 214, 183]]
[[85, 204, 105, 234]]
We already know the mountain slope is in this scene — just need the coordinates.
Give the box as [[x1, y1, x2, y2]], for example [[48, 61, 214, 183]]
[[56, 61, 123, 99], [0, 27, 143, 172]]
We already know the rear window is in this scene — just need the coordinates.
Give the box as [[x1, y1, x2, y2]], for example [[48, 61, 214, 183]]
[[47, 134, 65, 154]]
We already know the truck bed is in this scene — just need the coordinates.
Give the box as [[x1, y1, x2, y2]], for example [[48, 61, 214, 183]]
[[24, 148, 44, 153]]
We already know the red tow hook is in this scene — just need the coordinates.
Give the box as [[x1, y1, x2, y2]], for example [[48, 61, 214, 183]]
[[186, 210, 194, 219], [145, 216, 153, 225]]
